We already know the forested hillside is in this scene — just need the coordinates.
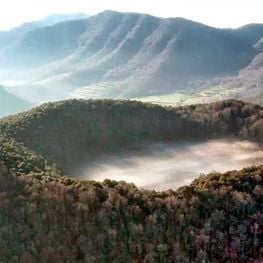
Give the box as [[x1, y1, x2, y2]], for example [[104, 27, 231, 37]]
[[1, 99, 263, 174], [0, 144, 263, 262], [0, 99, 263, 262]]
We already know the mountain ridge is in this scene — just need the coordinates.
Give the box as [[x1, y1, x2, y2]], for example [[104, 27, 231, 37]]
[[0, 86, 32, 117], [1, 98, 263, 174], [1, 10, 262, 103]]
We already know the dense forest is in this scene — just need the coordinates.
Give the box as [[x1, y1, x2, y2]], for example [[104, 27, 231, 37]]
[[1, 99, 263, 174], [0, 99, 263, 262]]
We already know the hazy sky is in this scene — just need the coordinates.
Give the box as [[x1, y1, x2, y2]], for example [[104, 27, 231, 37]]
[[0, 0, 262, 30]]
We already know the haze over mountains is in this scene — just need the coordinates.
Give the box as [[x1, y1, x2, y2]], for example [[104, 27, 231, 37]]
[[0, 13, 88, 70], [0, 10, 262, 109], [0, 86, 32, 117]]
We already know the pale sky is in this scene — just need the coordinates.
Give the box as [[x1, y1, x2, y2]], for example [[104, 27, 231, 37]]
[[0, 0, 262, 30]]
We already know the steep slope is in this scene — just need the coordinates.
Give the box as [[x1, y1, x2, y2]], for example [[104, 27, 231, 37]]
[[196, 50, 263, 105], [0, 86, 33, 117], [1, 11, 262, 102], [34, 13, 263, 98], [0, 99, 263, 261], [228, 51, 263, 104]]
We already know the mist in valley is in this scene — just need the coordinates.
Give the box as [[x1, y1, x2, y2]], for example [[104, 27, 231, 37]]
[[78, 139, 263, 190]]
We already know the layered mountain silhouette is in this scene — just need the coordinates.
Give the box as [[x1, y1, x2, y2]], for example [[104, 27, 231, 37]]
[[0, 13, 88, 56], [0, 10, 262, 103], [0, 86, 32, 117], [0, 18, 88, 69]]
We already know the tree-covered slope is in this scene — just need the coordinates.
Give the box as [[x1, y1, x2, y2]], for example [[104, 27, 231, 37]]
[[1, 99, 263, 175], [0, 99, 263, 261], [0, 145, 263, 262]]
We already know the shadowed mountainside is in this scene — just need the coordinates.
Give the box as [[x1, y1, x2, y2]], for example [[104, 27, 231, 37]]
[[1, 99, 263, 175], [225, 51, 263, 103]]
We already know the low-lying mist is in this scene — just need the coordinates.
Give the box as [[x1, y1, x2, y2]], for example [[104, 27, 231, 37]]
[[78, 140, 263, 190]]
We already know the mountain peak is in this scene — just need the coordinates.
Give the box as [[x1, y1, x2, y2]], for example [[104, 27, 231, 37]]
[[0, 10, 263, 104]]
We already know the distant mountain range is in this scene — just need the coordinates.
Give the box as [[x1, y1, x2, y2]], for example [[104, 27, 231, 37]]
[[0, 10, 262, 106], [0, 13, 89, 68], [0, 86, 32, 118]]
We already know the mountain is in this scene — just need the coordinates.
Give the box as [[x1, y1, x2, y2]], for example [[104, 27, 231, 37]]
[[0, 86, 33, 117], [222, 51, 263, 104], [25, 13, 89, 28], [0, 13, 88, 54], [0, 11, 262, 103], [0, 99, 263, 261], [194, 49, 263, 105], [0, 19, 88, 69]]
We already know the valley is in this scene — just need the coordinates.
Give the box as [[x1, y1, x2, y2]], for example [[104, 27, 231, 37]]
[[79, 139, 263, 190], [0, 7, 263, 262]]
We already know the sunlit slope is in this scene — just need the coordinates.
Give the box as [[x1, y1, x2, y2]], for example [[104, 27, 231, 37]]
[[1, 11, 262, 100]]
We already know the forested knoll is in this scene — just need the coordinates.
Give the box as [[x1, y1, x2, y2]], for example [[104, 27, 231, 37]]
[[1, 99, 263, 174], [0, 99, 263, 262]]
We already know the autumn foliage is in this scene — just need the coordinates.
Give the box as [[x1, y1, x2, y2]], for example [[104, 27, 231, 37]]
[[0, 99, 263, 262]]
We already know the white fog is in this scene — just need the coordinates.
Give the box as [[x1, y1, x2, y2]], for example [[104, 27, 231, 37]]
[[79, 139, 263, 190]]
